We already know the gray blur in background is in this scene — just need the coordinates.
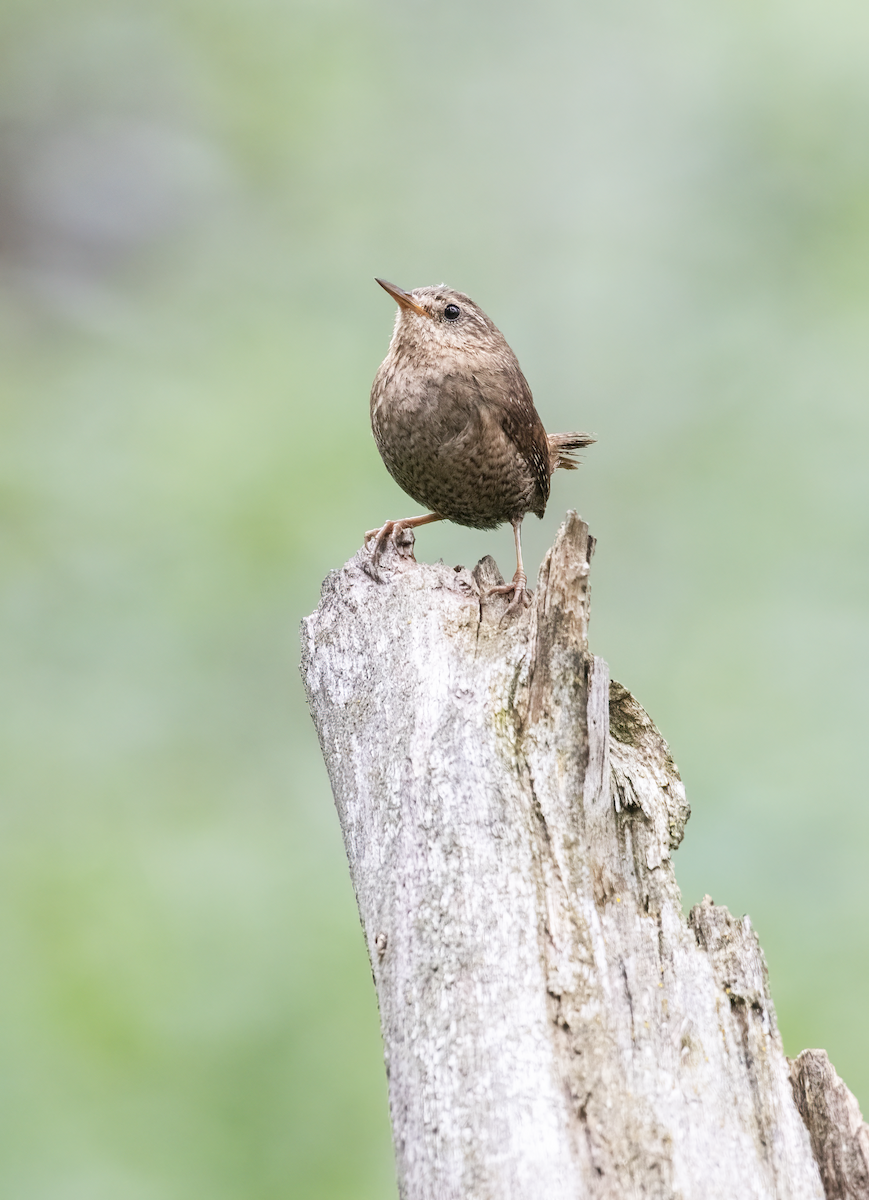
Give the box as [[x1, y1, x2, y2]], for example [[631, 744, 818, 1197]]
[[0, 1, 867, 1196]]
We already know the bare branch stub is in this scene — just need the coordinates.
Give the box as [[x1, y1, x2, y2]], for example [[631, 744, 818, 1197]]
[[301, 512, 864, 1200]]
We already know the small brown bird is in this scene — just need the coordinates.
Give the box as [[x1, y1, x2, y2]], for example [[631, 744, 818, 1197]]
[[368, 279, 595, 613]]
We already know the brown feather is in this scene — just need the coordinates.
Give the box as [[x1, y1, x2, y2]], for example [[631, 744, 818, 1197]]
[[548, 431, 597, 472], [469, 366, 551, 517]]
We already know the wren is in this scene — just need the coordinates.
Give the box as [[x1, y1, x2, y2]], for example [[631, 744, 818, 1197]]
[[368, 279, 595, 614]]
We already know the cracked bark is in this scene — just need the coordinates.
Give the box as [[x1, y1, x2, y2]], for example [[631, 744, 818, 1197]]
[[300, 512, 868, 1200]]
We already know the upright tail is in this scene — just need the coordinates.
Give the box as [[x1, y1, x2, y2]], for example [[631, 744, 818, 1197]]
[[548, 431, 597, 472]]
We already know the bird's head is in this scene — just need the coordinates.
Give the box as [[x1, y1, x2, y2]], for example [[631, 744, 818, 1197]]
[[375, 278, 509, 366]]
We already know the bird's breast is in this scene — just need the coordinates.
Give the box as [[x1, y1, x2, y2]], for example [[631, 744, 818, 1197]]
[[369, 362, 541, 529]]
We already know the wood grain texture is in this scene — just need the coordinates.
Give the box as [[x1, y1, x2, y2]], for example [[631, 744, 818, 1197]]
[[301, 511, 860, 1200], [790, 1050, 869, 1200]]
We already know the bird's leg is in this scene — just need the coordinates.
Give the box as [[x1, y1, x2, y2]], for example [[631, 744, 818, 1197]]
[[487, 517, 532, 616], [365, 512, 444, 568]]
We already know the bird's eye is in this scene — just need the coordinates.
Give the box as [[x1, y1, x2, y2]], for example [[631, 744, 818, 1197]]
[[444, 304, 461, 321]]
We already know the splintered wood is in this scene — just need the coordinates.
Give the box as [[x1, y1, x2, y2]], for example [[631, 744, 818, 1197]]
[[301, 512, 867, 1200]]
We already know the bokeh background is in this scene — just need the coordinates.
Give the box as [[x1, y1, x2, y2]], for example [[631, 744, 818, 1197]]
[[1, 0, 867, 1195]]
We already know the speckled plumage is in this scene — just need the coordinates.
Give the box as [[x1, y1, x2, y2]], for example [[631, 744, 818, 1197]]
[[368, 280, 595, 610]]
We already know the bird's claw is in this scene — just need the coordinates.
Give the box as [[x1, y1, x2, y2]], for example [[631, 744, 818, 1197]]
[[364, 520, 417, 573], [486, 572, 532, 621]]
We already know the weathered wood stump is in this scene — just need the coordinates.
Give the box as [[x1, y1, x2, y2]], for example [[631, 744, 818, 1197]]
[[301, 512, 868, 1200]]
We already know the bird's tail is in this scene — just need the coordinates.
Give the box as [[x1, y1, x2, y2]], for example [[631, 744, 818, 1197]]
[[548, 431, 597, 471]]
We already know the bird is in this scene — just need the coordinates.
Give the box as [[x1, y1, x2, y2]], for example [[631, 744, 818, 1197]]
[[367, 279, 595, 614]]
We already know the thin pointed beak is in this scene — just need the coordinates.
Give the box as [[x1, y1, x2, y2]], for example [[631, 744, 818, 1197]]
[[375, 278, 430, 318]]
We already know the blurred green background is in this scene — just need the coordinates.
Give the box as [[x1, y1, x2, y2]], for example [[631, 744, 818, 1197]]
[[1, 0, 867, 1195]]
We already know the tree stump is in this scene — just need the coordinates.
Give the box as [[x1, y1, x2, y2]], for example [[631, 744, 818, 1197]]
[[300, 512, 868, 1200]]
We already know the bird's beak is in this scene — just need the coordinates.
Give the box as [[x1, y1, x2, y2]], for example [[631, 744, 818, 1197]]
[[375, 278, 430, 318]]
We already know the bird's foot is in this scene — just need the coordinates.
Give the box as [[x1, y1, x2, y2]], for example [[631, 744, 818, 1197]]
[[486, 570, 532, 620], [364, 519, 417, 575]]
